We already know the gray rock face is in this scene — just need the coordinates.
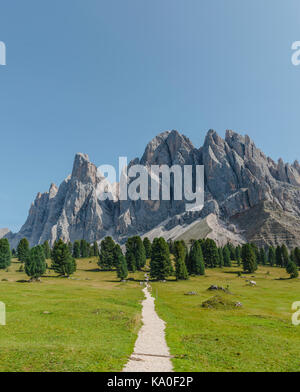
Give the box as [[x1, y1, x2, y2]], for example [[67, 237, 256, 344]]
[[6, 129, 300, 248], [0, 228, 10, 239]]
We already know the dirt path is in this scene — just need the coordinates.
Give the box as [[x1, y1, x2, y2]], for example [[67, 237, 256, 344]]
[[123, 282, 173, 372]]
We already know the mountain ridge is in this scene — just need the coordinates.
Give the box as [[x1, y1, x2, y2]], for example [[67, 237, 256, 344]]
[[5, 129, 300, 249]]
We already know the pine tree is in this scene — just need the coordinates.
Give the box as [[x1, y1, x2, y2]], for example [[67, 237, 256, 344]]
[[202, 239, 219, 268], [268, 246, 276, 266], [250, 243, 260, 265], [218, 247, 224, 267], [51, 239, 76, 276], [125, 237, 136, 272], [114, 244, 128, 280], [286, 261, 299, 279], [17, 238, 30, 262], [223, 246, 231, 267], [150, 237, 171, 280], [98, 237, 116, 270], [294, 247, 300, 267], [25, 245, 46, 281], [275, 245, 283, 267], [167, 239, 175, 255], [134, 236, 146, 270], [242, 243, 257, 273], [43, 241, 51, 259], [235, 246, 242, 266], [0, 238, 11, 269], [281, 245, 290, 267], [143, 237, 152, 259], [174, 241, 189, 280], [73, 240, 81, 258], [189, 240, 205, 275], [227, 243, 236, 261], [93, 241, 99, 257], [67, 242, 73, 255], [259, 248, 267, 265], [80, 239, 89, 258]]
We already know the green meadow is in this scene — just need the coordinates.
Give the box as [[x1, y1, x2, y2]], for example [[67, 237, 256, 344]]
[[0, 258, 300, 372], [152, 265, 300, 372], [0, 258, 143, 372]]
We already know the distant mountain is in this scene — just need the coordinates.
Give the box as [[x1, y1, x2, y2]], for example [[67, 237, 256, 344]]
[[0, 228, 10, 239], [6, 129, 300, 249]]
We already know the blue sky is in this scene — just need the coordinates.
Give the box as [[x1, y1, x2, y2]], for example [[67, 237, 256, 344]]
[[1, 0, 300, 231]]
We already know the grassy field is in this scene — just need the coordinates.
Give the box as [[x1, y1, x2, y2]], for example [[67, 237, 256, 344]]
[[151, 265, 300, 372], [0, 257, 144, 372]]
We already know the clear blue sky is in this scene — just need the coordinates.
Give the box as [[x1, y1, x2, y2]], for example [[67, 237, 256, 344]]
[[1, 0, 300, 231]]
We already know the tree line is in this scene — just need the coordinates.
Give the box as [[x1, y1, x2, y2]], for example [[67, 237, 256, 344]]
[[0, 236, 299, 281]]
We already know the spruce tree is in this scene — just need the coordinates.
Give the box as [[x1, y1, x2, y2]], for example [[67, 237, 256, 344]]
[[294, 247, 300, 267], [174, 241, 189, 280], [73, 240, 81, 258], [134, 236, 146, 270], [93, 241, 99, 257], [125, 237, 136, 272], [281, 245, 290, 267], [143, 237, 152, 259], [227, 243, 236, 261], [242, 243, 257, 273], [275, 245, 283, 267], [80, 239, 89, 258], [25, 245, 46, 281], [250, 243, 260, 265], [189, 240, 205, 275], [218, 247, 224, 267], [235, 246, 242, 266], [268, 246, 276, 266], [51, 239, 76, 276], [202, 239, 219, 268], [259, 248, 267, 265], [17, 238, 30, 262], [286, 261, 299, 279], [114, 244, 128, 280], [150, 237, 171, 280], [43, 241, 51, 259], [67, 242, 73, 256], [0, 238, 11, 269], [223, 246, 231, 267], [98, 237, 116, 270]]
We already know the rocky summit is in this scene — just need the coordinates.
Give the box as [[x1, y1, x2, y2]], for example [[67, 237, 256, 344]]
[[6, 129, 300, 249]]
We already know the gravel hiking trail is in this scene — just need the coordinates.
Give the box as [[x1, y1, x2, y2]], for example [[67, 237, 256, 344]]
[[123, 281, 173, 372]]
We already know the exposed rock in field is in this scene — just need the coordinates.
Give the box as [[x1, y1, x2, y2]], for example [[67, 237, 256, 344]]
[[5, 129, 300, 249], [202, 295, 241, 309]]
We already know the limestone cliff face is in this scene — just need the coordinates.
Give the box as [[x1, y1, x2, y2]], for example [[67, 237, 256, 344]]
[[6, 129, 300, 248]]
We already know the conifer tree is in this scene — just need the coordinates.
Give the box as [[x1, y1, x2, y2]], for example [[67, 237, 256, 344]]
[[275, 245, 283, 267], [51, 239, 76, 276], [174, 241, 189, 280], [218, 247, 224, 267], [67, 242, 73, 256], [93, 241, 99, 257], [25, 245, 46, 280], [223, 246, 231, 267], [235, 246, 242, 266], [98, 237, 116, 270], [125, 237, 136, 272], [73, 240, 81, 258], [189, 240, 205, 275], [114, 244, 128, 280], [43, 240, 51, 259], [242, 243, 257, 273], [0, 238, 11, 269], [134, 236, 146, 270], [250, 243, 260, 265], [281, 245, 290, 267], [268, 246, 276, 266], [80, 239, 89, 258], [150, 237, 171, 280], [227, 243, 236, 261], [286, 260, 299, 279], [202, 239, 219, 268], [143, 237, 152, 259], [294, 247, 300, 267], [259, 248, 267, 265], [17, 238, 30, 262]]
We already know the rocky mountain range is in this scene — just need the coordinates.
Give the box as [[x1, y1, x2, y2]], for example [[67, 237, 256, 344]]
[[4, 129, 300, 249]]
